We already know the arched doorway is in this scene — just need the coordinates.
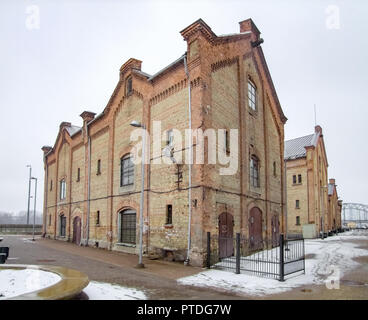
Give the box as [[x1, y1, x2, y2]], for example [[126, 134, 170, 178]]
[[271, 214, 280, 247], [119, 209, 136, 244], [249, 207, 262, 250], [218, 212, 234, 258], [72, 216, 81, 245]]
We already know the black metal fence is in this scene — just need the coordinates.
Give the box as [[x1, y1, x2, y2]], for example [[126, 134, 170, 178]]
[[206, 232, 305, 281]]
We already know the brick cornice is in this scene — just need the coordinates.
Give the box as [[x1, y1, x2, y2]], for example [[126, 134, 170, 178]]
[[211, 56, 239, 73]]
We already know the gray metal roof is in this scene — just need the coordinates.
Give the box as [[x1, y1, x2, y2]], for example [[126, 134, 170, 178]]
[[66, 125, 81, 137], [284, 133, 315, 160]]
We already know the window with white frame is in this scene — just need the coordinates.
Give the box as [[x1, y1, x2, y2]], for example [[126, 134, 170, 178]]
[[120, 154, 134, 186], [60, 179, 66, 200], [248, 79, 257, 111], [250, 155, 260, 188]]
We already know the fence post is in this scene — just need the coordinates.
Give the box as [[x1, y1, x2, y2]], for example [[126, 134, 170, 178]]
[[236, 233, 240, 274], [279, 233, 285, 281], [206, 232, 211, 269]]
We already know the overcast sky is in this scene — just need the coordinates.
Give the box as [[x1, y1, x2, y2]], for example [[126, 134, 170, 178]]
[[0, 0, 367, 214]]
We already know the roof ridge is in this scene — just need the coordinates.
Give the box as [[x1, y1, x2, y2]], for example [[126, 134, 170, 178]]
[[285, 133, 314, 143]]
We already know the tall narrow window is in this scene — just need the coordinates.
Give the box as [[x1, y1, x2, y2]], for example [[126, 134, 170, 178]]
[[298, 174, 302, 184], [126, 77, 132, 95], [296, 216, 300, 225], [296, 200, 300, 209], [50, 180, 53, 191], [166, 205, 173, 225], [225, 130, 230, 153], [273, 161, 277, 177], [120, 154, 134, 186], [96, 211, 100, 226], [60, 179, 66, 200], [77, 168, 80, 182], [248, 79, 257, 111], [292, 175, 297, 184], [97, 159, 101, 175], [250, 155, 260, 188], [49, 214, 51, 226]]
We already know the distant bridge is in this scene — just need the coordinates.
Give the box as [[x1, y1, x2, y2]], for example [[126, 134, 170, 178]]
[[342, 203, 368, 225]]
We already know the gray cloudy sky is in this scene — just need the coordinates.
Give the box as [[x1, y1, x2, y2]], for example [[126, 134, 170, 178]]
[[0, 0, 367, 214]]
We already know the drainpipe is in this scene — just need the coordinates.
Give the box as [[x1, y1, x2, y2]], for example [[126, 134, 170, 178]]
[[284, 160, 288, 240], [183, 53, 192, 265], [86, 124, 91, 246], [43, 160, 48, 237]]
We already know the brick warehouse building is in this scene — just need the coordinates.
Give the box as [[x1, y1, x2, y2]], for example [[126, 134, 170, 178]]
[[42, 18, 287, 266], [285, 125, 342, 238]]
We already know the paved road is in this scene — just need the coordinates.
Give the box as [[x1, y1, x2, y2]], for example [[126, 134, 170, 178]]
[[2, 233, 368, 300], [1, 235, 243, 300]]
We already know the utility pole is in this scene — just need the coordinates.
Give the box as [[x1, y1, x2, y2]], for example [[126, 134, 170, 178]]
[[130, 120, 146, 268], [26, 165, 32, 225]]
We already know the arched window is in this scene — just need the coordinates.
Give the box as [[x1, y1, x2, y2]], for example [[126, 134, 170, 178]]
[[119, 209, 136, 244], [59, 214, 66, 237], [250, 155, 260, 188], [120, 154, 134, 186], [248, 79, 257, 110]]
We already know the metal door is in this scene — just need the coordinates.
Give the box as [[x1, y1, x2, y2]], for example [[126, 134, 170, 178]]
[[249, 207, 263, 250], [218, 212, 234, 258], [72, 216, 81, 245]]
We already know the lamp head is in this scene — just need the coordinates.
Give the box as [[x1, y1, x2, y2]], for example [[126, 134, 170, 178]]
[[130, 120, 142, 128]]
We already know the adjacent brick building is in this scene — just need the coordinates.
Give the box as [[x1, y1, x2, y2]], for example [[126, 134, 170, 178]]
[[285, 125, 342, 237], [42, 18, 287, 266]]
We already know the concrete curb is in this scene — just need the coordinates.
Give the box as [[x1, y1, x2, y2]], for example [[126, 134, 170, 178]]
[[0, 264, 89, 300]]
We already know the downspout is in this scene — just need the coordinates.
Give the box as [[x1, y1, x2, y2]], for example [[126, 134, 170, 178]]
[[283, 160, 288, 239], [86, 123, 91, 246], [184, 53, 192, 265], [43, 157, 48, 237]]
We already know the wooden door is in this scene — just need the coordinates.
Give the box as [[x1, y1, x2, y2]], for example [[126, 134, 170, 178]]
[[72, 216, 81, 245], [249, 207, 262, 250], [271, 214, 280, 247], [218, 212, 234, 258]]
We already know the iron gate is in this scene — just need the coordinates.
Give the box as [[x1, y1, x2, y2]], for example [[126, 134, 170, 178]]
[[206, 232, 305, 281]]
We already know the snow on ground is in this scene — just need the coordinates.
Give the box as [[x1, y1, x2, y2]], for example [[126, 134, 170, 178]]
[[83, 281, 147, 300], [0, 269, 61, 299], [178, 231, 368, 296]]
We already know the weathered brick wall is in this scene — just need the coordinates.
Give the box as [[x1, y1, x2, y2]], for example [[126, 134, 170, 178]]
[[112, 94, 143, 252], [55, 142, 70, 240], [70, 144, 85, 241], [46, 162, 56, 235], [88, 129, 109, 246], [149, 88, 190, 257]]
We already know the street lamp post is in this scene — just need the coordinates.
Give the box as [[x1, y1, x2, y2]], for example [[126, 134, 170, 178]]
[[26, 165, 32, 224], [31, 177, 38, 241], [130, 120, 146, 268]]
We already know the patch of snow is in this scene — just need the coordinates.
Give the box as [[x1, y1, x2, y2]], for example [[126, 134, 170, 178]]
[[83, 281, 147, 300], [178, 232, 368, 296], [0, 269, 61, 299]]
